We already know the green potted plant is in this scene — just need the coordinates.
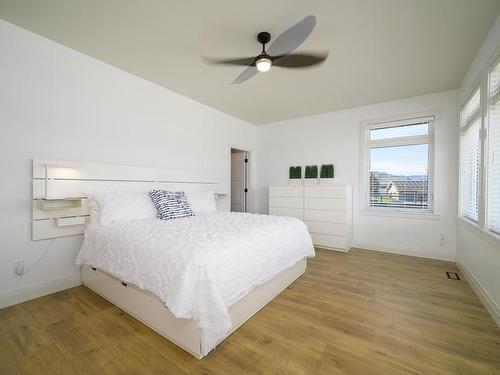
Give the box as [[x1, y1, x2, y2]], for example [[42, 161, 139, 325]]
[[304, 165, 319, 185], [288, 166, 302, 185], [320, 164, 335, 184]]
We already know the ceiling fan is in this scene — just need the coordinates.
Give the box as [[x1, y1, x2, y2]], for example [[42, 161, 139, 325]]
[[202, 15, 328, 84]]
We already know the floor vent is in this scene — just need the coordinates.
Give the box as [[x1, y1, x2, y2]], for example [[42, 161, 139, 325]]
[[446, 271, 461, 280]]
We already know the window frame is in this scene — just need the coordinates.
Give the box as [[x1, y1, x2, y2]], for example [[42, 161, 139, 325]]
[[360, 113, 436, 216], [485, 53, 500, 238], [458, 44, 500, 248], [458, 85, 482, 224]]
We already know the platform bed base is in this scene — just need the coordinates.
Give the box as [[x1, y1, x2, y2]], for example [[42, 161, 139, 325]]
[[82, 258, 306, 359]]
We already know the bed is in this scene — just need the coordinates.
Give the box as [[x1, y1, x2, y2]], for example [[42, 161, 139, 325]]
[[76, 211, 315, 358]]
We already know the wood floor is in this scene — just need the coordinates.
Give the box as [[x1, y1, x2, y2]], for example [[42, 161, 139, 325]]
[[1, 248, 500, 375]]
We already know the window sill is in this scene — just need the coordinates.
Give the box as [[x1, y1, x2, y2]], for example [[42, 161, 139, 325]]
[[482, 229, 500, 248], [457, 217, 500, 249], [457, 216, 479, 231], [359, 209, 440, 221]]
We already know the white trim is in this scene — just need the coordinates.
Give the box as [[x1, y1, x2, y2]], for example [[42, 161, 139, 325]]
[[359, 209, 440, 220], [352, 241, 454, 261], [0, 272, 82, 309], [456, 261, 500, 328], [361, 114, 435, 128]]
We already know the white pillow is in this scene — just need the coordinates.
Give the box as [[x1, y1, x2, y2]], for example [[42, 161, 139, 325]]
[[184, 190, 216, 214], [90, 191, 157, 225], [88, 196, 101, 224]]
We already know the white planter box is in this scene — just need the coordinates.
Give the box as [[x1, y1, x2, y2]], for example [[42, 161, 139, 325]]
[[320, 178, 335, 185], [288, 179, 303, 185], [304, 178, 318, 185]]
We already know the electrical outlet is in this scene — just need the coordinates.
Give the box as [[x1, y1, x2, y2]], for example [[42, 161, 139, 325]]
[[14, 260, 24, 275], [439, 234, 447, 246]]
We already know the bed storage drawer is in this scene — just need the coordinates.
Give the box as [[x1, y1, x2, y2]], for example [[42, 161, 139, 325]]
[[142, 295, 201, 356], [83, 266, 142, 317], [82, 265, 203, 358]]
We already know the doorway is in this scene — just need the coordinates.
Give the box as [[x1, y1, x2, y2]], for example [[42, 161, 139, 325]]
[[230, 148, 249, 212]]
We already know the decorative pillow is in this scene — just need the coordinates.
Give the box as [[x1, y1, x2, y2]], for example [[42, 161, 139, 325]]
[[184, 190, 216, 214], [90, 191, 157, 226], [149, 190, 194, 220]]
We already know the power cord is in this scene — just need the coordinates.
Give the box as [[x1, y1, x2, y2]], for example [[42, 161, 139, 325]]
[[19, 239, 54, 275]]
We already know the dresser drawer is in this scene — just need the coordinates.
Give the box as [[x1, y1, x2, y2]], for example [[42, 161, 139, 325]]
[[269, 207, 303, 220], [303, 209, 346, 223], [269, 186, 302, 197], [304, 197, 345, 211], [304, 186, 347, 199], [269, 196, 303, 209], [305, 221, 347, 236], [310, 233, 348, 250]]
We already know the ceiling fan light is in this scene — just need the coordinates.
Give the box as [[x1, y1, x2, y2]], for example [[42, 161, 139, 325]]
[[255, 57, 272, 72]]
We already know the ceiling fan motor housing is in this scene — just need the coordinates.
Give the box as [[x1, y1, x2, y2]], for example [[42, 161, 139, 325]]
[[257, 32, 271, 45]]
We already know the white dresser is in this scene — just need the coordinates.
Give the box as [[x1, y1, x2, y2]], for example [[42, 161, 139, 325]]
[[269, 184, 352, 252]]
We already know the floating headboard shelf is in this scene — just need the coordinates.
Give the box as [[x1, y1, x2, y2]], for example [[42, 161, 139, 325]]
[[37, 197, 85, 210], [31, 159, 224, 240], [214, 193, 228, 200]]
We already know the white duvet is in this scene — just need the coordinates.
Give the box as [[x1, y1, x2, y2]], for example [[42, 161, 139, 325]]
[[76, 211, 314, 355]]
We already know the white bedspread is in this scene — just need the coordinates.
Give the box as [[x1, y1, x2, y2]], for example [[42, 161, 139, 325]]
[[76, 211, 314, 355]]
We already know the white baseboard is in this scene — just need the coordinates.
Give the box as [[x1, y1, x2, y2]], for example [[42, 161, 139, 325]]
[[0, 273, 82, 309], [352, 241, 455, 261], [456, 261, 500, 328]]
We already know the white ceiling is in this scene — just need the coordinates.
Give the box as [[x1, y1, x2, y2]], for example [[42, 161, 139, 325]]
[[1, 0, 499, 125]]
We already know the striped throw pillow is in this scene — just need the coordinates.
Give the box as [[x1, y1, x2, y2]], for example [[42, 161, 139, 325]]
[[149, 190, 194, 220]]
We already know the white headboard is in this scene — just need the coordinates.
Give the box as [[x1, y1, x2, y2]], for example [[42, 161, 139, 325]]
[[32, 159, 224, 240]]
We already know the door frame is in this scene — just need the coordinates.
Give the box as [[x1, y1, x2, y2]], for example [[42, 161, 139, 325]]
[[228, 145, 252, 213]]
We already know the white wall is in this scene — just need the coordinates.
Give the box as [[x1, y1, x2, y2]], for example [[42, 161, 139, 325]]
[[0, 20, 256, 307], [456, 15, 500, 325], [256, 90, 459, 261]]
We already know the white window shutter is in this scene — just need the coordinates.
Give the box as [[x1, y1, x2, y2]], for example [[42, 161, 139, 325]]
[[459, 87, 481, 222], [487, 58, 500, 234], [460, 119, 480, 221]]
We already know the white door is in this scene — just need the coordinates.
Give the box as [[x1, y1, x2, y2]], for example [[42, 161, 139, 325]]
[[231, 151, 247, 212]]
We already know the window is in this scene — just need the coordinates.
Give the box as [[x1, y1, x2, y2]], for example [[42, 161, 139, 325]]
[[487, 57, 500, 234], [459, 88, 481, 222], [364, 116, 434, 212]]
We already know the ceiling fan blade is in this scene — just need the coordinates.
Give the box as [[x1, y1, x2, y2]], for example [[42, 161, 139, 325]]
[[232, 66, 258, 84], [202, 56, 255, 66], [267, 15, 316, 57], [273, 52, 328, 68]]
